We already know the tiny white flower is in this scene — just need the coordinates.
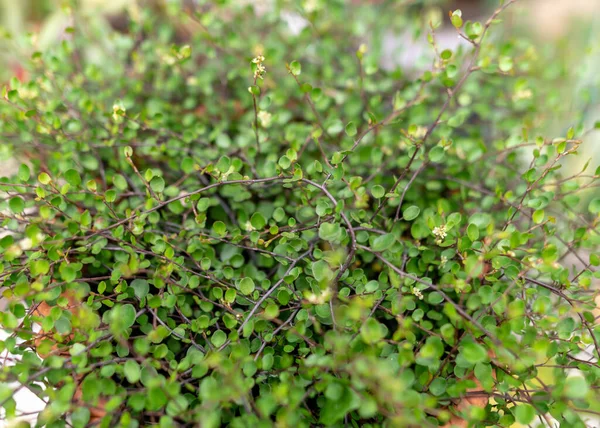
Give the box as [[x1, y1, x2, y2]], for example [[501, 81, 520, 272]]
[[112, 101, 126, 121], [432, 224, 447, 244], [440, 255, 448, 267], [410, 126, 427, 139], [304, 0, 320, 13], [6, 244, 23, 258], [412, 287, 424, 300], [179, 191, 189, 207], [258, 110, 272, 128], [251, 56, 266, 80], [513, 88, 533, 101], [19, 237, 33, 250], [306, 288, 331, 304]]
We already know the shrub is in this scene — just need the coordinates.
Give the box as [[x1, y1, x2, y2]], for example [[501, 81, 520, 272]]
[[0, 1, 599, 427]]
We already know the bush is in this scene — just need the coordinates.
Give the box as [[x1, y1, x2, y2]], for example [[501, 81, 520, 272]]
[[0, 1, 599, 427]]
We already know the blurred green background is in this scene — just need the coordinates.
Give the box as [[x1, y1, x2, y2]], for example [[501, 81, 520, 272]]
[[0, 0, 598, 196], [0, 0, 598, 178]]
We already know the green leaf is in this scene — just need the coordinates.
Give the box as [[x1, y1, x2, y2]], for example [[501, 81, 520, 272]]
[[148, 387, 167, 410], [467, 21, 483, 39], [360, 318, 386, 344], [262, 354, 274, 370], [319, 222, 342, 243], [201, 258, 211, 270], [239, 277, 255, 295], [113, 174, 128, 190], [130, 279, 149, 299], [461, 341, 487, 364], [0, 383, 13, 403], [345, 122, 357, 137], [264, 303, 279, 319], [429, 146, 445, 162], [278, 155, 292, 169], [55, 316, 72, 335], [372, 233, 395, 252], [110, 304, 136, 333], [251, 212, 266, 230], [427, 292, 444, 305], [64, 169, 82, 186], [451, 10, 463, 28], [467, 223, 479, 241], [273, 207, 285, 222], [71, 407, 90, 428], [216, 156, 231, 173], [213, 221, 227, 237], [312, 260, 333, 282], [60, 264, 77, 282], [225, 288, 236, 303], [588, 198, 600, 214], [105, 189, 117, 203], [474, 363, 494, 390], [211, 330, 227, 347], [532, 209, 544, 224], [18, 164, 30, 182], [499, 56, 513, 72], [38, 172, 52, 184], [289, 60, 301, 75], [513, 404, 535, 425], [31, 259, 50, 276], [564, 376, 589, 399], [124, 360, 141, 383], [181, 157, 195, 173], [150, 176, 165, 193], [403, 206, 420, 221], [429, 378, 446, 396], [446, 212, 462, 228], [9, 197, 24, 214], [371, 185, 385, 199], [478, 286, 493, 304]]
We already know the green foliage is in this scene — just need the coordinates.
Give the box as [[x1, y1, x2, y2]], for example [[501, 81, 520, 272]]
[[0, 1, 599, 427]]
